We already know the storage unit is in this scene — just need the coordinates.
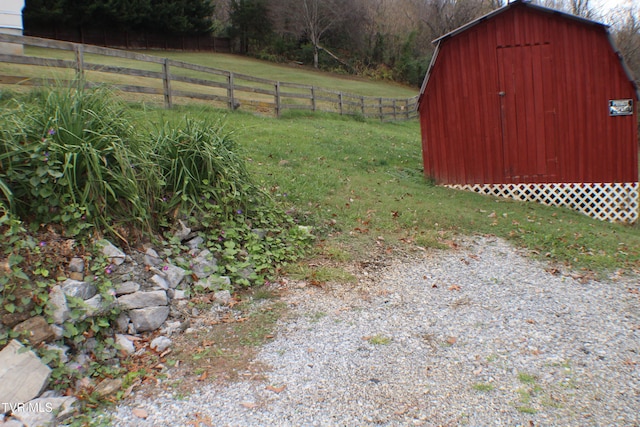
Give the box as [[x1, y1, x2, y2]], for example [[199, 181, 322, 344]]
[[417, 0, 639, 223]]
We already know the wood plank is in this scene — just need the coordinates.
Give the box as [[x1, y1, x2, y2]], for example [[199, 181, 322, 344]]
[[0, 54, 75, 69]]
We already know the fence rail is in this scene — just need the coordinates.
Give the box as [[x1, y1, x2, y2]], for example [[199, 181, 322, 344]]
[[0, 34, 418, 121]]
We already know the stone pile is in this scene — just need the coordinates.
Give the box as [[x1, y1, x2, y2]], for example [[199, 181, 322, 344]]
[[0, 224, 235, 426]]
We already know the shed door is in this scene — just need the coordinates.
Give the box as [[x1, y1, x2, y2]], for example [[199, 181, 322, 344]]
[[497, 44, 557, 182]]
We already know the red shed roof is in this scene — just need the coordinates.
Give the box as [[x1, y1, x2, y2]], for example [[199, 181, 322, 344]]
[[418, 0, 639, 107]]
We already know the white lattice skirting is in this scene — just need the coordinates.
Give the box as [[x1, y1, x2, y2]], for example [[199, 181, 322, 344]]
[[445, 182, 639, 224]]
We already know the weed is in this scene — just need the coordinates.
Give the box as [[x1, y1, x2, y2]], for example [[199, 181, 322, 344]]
[[368, 334, 392, 345], [516, 405, 537, 414], [472, 383, 494, 392], [518, 372, 537, 384], [306, 311, 327, 323]]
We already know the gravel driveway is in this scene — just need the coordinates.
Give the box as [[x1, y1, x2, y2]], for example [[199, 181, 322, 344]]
[[111, 236, 639, 426]]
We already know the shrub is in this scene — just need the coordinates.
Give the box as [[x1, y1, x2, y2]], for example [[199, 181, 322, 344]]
[[0, 82, 153, 234]]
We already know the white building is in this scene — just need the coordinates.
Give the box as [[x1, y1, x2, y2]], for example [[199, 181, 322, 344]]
[[0, 0, 25, 55]]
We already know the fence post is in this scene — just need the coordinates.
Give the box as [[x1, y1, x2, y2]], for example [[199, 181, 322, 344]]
[[378, 97, 383, 120], [311, 86, 316, 112], [393, 99, 397, 120], [339, 93, 344, 115], [361, 96, 365, 116], [74, 44, 84, 78], [162, 58, 172, 109], [228, 72, 235, 110], [275, 82, 281, 117], [405, 98, 410, 119]]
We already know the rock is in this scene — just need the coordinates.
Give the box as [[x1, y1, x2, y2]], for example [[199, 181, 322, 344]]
[[68, 257, 84, 273], [197, 275, 231, 291], [60, 279, 97, 300], [115, 334, 135, 355], [0, 340, 51, 405], [98, 239, 126, 266], [150, 336, 172, 352], [191, 249, 218, 279], [162, 265, 186, 289], [93, 378, 123, 398], [12, 316, 54, 346], [186, 236, 204, 251], [115, 313, 130, 333], [129, 306, 170, 332], [50, 325, 63, 340], [47, 286, 69, 325], [43, 344, 69, 364], [214, 290, 232, 305], [114, 281, 140, 296], [117, 291, 167, 310], [173, 220, 191, 241], [144, 248, 162, 267], [82, 294, 110, 318], [1, 288, 35, 327], [69, 272, 84, 281], [11, 396, 77, 427], [149, 274, 169, 290], [172, 290, 187, 300]]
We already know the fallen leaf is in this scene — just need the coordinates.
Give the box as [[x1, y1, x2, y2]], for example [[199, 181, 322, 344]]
[[132, 408, 148, 419], [197, 371, 208, 381], [526, 319, 536, 324], [446, 336, 457, 345], [240, 402, 257, 409], [266, 384, 286, 393], [448, 284, 461, 291]]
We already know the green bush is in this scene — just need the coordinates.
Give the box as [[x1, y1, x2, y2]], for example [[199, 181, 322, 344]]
[[0, 82, 152, 233]]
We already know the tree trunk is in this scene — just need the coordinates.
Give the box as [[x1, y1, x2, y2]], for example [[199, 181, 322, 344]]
[[313, 44, 319, 68]]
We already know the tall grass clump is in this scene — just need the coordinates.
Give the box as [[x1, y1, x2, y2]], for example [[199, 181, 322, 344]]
[[0, 82, 154, 235], [149, 118, 258, 219], [0, 83, 313, 285]]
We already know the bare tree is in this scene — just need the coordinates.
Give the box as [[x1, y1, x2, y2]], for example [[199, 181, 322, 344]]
[[538, 0, 594, 18], [411, 0, 502, 41], [271, 0, 356, 68], [611, 5, 640, 84]]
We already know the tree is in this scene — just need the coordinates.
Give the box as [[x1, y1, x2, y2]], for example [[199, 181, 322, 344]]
[[228, 0, 272, 53], [537, 0, 594, 18], [271, 0, 355, 68], [611, 5, 640, 85], [23, 0, 215, 35]]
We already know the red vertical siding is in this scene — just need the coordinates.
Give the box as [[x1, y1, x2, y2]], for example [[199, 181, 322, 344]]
[[419, 2, 638, 186]]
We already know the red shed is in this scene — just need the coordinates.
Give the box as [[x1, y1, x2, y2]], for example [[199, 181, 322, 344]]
[[417, 0, 639, 223]]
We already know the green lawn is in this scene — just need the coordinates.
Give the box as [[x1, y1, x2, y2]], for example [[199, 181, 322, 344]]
[[2, 48, 638, 275], [140, 104, 640, 276]]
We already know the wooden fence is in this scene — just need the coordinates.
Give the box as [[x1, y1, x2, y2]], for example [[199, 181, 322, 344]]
[[0, 34, 418, 121]]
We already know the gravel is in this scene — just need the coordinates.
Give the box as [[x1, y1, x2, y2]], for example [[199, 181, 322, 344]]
[[109, 236, 640, 426]]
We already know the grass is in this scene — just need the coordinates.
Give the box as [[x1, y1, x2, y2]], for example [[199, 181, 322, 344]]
[[0, 47, 417, 108], [135, 103, 640, 275], [472, 383, 495, 392]]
